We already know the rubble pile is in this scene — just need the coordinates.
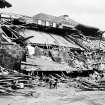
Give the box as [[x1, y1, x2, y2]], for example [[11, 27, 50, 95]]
[[0, 12, 105, 97]]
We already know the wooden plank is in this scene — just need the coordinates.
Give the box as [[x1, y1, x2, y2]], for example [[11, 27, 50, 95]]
[[21, 61, 39, 66]]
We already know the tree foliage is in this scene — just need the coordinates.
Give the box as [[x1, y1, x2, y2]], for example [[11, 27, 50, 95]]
[[0, 0, 12, 8]]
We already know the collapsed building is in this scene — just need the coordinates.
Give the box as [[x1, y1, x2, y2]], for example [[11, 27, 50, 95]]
[[0, 12, 105, 77]]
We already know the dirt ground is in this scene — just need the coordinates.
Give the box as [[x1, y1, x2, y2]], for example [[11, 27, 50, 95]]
[[0, 83, 105, 105]]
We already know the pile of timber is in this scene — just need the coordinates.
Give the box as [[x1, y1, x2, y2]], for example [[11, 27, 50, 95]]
[[77, 78, 105, 91], [0, 66, 68, 94], [0, 71, 36, 96]]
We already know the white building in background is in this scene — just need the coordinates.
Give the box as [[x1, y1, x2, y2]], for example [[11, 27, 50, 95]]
[[33, 13, 78, 29]]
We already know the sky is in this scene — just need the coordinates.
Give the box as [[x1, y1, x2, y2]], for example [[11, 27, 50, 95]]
[[1, 0, 105, 30]]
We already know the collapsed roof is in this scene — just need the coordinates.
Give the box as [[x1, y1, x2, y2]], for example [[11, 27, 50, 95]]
[[1, 12, 105, 51], [19, 29, 82, 49]]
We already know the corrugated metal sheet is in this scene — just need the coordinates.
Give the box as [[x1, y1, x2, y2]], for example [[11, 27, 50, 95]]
[[50, 33, 80, 48], [20, 30, 55, 45], [20, 29, 82, 49]]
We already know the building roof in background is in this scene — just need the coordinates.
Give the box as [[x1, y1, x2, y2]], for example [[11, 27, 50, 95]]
[[33, 13, 101, 39], [33, 13, 79, 27]]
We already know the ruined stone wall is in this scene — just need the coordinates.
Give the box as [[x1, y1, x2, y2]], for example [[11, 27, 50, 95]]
[[0, 43, 25, 70]]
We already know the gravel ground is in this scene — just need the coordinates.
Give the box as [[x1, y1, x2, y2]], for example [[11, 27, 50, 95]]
[[0, 83, 105, 105]]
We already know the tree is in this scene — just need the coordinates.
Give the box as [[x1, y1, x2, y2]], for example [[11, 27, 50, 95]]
[[0, 0, 12, 8]]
